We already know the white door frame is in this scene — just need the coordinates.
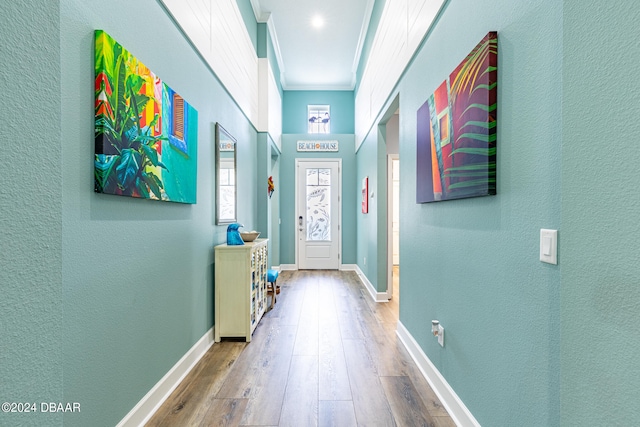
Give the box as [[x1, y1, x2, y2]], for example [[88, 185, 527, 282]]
[[387, 154, 399, 299], [294, 158, 342, 269]]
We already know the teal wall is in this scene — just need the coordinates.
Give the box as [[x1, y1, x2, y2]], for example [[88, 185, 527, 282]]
[[236, 0, 257, 52], [279, 134, 357, 265], [355, 0, 386, 91], [5, 1, 640, 426], [282, 91, 354, 134], [62, 1, 259, 425], [256, 133, 281, 267], [561, 1, 640, 425], [269, 137, 282, 267], [0, 2, 64, 426], [233, 3, 283, 95], [258, 23, 283, 95], [357, 0, 564, 425], [356, 125, 388, 292], [1, 0, 259, 425], [257, 22, 267, 58]]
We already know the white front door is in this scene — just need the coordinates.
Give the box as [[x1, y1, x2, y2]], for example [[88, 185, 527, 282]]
[[296, 159, 341, 269]]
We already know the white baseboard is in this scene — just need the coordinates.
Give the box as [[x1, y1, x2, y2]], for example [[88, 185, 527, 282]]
[[278, 264, 389, 303], [117, 327, 215, 427], [396, 321, 480, 427], [350, 264, 390, 302]]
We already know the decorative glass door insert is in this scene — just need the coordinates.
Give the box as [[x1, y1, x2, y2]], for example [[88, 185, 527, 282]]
[[306, 168, 331, 241]]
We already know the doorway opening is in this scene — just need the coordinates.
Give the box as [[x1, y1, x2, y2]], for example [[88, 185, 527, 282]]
[[388, 155, 400, 315], [384, 108, 400, 316]]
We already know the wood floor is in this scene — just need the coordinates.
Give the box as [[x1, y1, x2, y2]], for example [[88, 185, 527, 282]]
[[146, 270, 454, 427]]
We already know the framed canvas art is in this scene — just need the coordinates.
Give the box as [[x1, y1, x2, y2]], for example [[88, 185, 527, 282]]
[[416, 32, 497, 203], [94, 30, 198, 204]]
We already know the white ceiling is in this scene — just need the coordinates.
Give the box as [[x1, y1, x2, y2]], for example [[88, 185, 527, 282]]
[[251, 0, 375, 90]]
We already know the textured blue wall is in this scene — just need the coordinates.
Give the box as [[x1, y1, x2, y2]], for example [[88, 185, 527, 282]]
[[0, 2, 64, 426], [356, 126, 387, 291], [561, 1, 640, 425], [0, 0, 259, 425], [357, 0, 563, 425], [282, 91, 354, 134], [59, 1, 259, 424], [256, 133, 281, 268]]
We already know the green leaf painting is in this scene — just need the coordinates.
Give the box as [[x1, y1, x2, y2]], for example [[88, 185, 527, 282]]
[[94, 30, 198, 204], [416, 32, 498, 203]]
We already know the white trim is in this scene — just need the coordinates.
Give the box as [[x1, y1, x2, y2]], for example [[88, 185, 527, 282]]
[[117, 328, 215, 427], [339, 264, 358, 271], [279, 264, 297, 271], [249, 0, 268, 21], [282, 82, 357, 91], [396, 322, 481, 427], [159, 0, 260, 128], [355, 0, 448, 150], [265, 15, 286, 89], [352, 264, 389, 303], [248, 2, 287, 90]]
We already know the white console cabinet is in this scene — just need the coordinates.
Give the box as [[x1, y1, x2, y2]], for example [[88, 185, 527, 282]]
[[214, 239, 268, 342]]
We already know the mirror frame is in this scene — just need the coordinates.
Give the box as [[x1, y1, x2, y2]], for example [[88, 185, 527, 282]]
[[215, 123, 237, 225]]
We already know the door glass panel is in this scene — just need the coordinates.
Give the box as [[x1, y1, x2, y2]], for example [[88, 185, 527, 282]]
[[318, 168, 330, 185], [306, 168, 318, 186], [306, 168, 331, 241]]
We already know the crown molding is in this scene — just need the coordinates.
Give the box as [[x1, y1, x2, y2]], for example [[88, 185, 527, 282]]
[[249, 0, 269, 22]]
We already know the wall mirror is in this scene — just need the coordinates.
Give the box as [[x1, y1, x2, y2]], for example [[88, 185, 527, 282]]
[[215, 123, 237, 224]]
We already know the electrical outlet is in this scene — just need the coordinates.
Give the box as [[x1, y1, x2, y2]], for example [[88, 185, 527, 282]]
[[364, 257, 367, 266], [438, 325, 444, 347]]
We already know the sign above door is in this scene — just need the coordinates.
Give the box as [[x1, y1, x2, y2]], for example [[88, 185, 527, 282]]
[[296, 140, 339, 152]]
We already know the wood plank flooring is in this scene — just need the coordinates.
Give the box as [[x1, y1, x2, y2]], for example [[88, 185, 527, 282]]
[[146, 270, 455, 427]]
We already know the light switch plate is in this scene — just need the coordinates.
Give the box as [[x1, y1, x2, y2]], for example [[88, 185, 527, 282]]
[[540, 229, 558, 264]]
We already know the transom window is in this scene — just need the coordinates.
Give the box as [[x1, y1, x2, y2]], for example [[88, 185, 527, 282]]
[[308, 105, 330, 134]]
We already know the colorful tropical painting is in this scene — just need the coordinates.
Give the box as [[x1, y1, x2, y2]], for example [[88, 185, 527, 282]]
[[416, 32, 497, 203], [95, 30, 198, 204]]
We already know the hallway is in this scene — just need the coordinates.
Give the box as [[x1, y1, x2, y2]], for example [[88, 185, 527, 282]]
[[147, 270, 454, 426]]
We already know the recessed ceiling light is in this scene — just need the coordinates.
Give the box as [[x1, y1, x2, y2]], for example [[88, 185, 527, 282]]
[[311, 15, 324, 29]]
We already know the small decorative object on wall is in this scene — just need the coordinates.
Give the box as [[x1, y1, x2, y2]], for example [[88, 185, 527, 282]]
[[94, 30, 198, 204], [416, 31, 497, 203], [308, 105, 330, 134], [226, 223, 244, 246], [268, 176, 275, 198], [362, 177, 369, 213]]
